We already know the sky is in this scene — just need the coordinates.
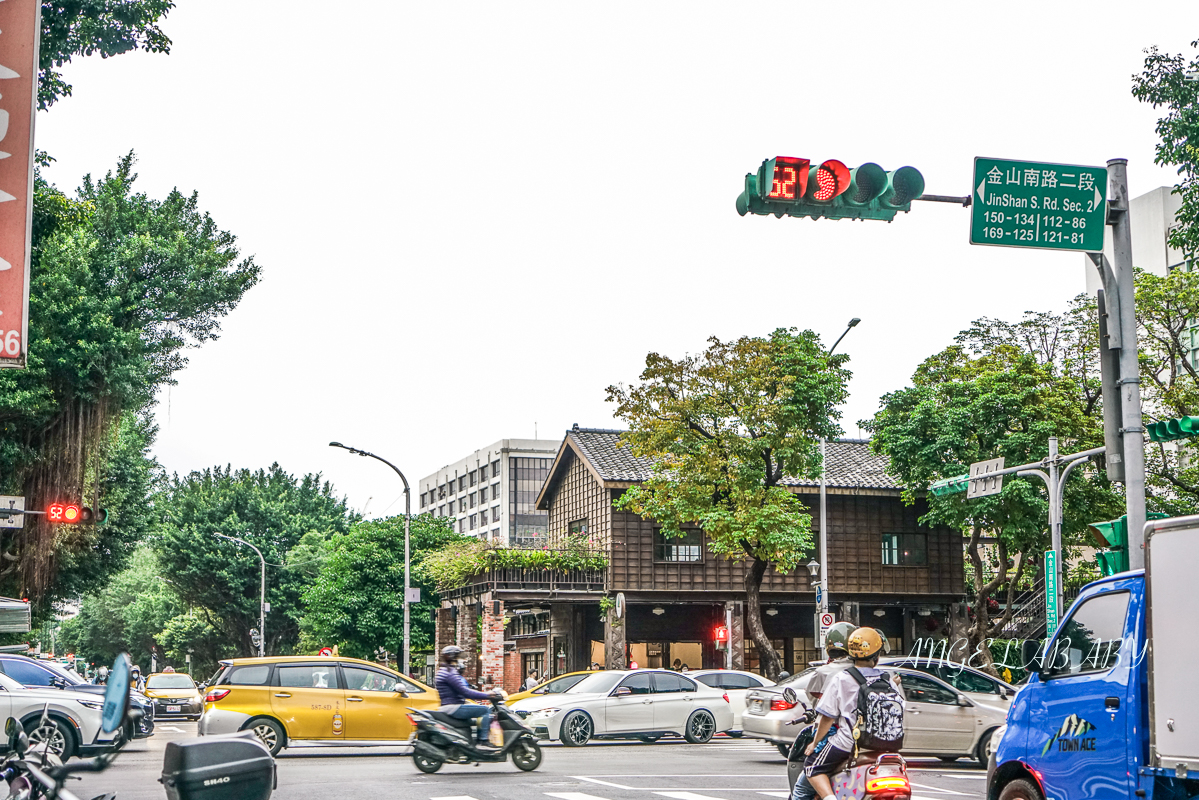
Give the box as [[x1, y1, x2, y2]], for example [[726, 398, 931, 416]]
[[34, 1, 1199, 518]]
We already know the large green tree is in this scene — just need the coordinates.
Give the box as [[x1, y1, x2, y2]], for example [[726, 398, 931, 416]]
[[154, 464, 356, 658], [607, 329, 849, 679], [865, 309, 1122, 673], [299, 514, 465, 670]]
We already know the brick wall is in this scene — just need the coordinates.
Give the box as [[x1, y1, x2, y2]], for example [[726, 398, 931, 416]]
[[434, 606, 456, 659], [503, 652, 521, 694], [480, 599, 505, 689], [457, 602, 479, 683]]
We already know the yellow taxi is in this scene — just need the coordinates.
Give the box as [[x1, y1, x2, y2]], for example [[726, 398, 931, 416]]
[[506, 670, 595, 705], [197, 656, 440, 755], [142, 671, 204, 720]]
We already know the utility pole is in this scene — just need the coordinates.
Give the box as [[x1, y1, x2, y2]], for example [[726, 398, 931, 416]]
[[215, 532, 266, 657], [330, 442, 412, 674], [1106, 159, 1148, 569], [818, 317, 860, 660]]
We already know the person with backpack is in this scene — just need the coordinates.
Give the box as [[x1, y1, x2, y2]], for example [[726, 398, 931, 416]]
[[804, 622, 857, 705], [794, 627, 903, 800]]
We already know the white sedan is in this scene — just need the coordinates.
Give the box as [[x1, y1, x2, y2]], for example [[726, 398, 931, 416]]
[[689, 669, 775, 734], [510, 669, 734, 746], [0, 671, 112, 760]]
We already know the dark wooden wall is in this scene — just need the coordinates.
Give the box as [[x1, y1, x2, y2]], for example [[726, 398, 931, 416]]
[[546, 449, 612, 547]]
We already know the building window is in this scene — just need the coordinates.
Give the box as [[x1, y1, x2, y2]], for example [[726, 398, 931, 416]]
[[438, 505, 445, 517], [492, 461, 501, 478], [438, 484, 446, 498], [654, 528, 703, 562], [469, 492, 477, 508], [569, 519, 588, 535], [459, 498, 467, 513], [459, 518, 466, 533], [470, 514, 477, 530], [510, 456, 552, 547], [492, 506, 500, 523], [420, 492, 427, 508], [470, 470, 477, 486], [448, 478, 456, 494], [522, 651, 545, 678], [882, 533, 927, 565]]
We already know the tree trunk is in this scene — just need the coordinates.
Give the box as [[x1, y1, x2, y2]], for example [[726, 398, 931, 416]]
[[744, 557, 782, 680]]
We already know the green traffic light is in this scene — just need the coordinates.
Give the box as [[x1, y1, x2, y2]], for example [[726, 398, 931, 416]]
[[929, 474, 969, 497], [880, 166, 926, 210], [843, 163, 888, 207], [1089, 516, 1129, 575], [736, 157, 924, 222], [1147, 415, 1199, 442]]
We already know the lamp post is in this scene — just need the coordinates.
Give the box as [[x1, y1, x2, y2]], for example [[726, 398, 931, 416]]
[[818, 317, 860, 660], [214, 532, 266, 658], [330, 442, 411, 675]]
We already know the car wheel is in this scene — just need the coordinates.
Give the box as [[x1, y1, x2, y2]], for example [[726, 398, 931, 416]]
[[25, 717, 76, 761], [977, 728, 997, 764], [561, 710, 592, 747], [998, 778, 1043, 800], [778, 742, 792, 757], [246, 717, 285, 756], [512, 739, 543, 771], [637, 734, 662, 743], [684, 710, 716, 744], [413, 753, 444, 773]]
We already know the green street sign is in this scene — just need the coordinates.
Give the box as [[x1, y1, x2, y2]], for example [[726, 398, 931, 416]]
[[1044, 549, 1059, 637], [970, 157, 1106, 252]]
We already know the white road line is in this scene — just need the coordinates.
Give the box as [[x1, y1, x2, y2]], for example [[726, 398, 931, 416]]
[[758, 793, 791, 798], [575, 777, 636, 791], [156, 726, 184, 732], [654, 793, 731, 800], [546, 794, 613, 800], [431, 796, 478, 800], [909, 783, 976, 796]]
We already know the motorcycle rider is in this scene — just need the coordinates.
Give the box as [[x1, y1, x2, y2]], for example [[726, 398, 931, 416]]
[[435, 646, 500, 749], [805, 622, 857, 704]]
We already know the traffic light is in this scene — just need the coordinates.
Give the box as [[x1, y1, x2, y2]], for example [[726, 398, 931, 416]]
[[736, 157, 925, 221], [1088, 516, 1128, 576], [45, 504, 107, 524], [1146, 416, 1199, 442], [714, 625, 728, 650], [929, 475, 969, 497]]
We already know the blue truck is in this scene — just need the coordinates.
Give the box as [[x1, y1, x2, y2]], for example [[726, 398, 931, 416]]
[[988, 515, 1198, 800]]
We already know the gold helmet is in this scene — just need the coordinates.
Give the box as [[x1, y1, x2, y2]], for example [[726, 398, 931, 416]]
[[847, 627, 884, 659]]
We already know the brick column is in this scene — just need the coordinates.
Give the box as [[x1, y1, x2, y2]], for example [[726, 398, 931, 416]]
[[458, 601, 480, 683], [480, 597, 505, 688], [726, 601, 745, 670], [434, 605, 456, 659]]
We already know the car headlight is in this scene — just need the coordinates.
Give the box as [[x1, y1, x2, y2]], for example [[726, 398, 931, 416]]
[[527, 708, 561, 718], [77, 699, 103, 710]]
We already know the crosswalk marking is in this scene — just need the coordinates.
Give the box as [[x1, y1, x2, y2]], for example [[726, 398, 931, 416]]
[[431, 796, 479, 800], [654, 793, 731, 800], [546, 794, 614, 800], [758, 792, 791, 798]]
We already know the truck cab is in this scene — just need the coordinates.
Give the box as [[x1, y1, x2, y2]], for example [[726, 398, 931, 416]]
[[989, 515, 1199, 800]]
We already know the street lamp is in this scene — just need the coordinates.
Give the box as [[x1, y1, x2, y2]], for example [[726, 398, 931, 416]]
[[819, 317, 860, 659], [214, 532, 266, 658], [330, 442, 412, 675]]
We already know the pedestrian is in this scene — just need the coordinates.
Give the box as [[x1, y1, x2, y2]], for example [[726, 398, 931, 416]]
[[672, 658, 682, 671], [680, 664, 689, 672], [523, 669, 539, 691], [589, 661, 601, 671]]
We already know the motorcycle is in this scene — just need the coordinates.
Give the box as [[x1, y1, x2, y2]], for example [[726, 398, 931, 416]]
[[780, 688, 911, 800], [408, 696, 542, 773], [1, 655, 275, 800]]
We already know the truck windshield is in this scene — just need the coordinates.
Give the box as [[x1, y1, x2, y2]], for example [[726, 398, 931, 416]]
[[1044, 590, 1130, 677]]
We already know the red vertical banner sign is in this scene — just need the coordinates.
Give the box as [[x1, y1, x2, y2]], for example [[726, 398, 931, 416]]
[[0, 0, 38, 368]]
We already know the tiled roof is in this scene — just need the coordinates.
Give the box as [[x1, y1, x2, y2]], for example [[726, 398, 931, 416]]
[[567, 426, 900, 491]]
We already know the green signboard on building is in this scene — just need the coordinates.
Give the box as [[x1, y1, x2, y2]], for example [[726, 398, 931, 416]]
[[1044, 549, 1059, 637], [970, 157, 1106, 252]]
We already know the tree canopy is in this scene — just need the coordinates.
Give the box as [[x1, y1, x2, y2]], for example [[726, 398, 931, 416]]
[[607, 328, 849, 679]]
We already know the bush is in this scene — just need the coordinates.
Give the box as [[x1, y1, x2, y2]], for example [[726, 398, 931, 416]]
[[421, 535, 608, 591]]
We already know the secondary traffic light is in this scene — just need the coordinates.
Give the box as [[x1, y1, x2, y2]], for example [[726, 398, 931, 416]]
[[1146, 416, 1199, 442], [45, 504, 107, 525], [929, 475, 969, 497], [736, 157, 925, 221], [1088, 516, 1128, 576]]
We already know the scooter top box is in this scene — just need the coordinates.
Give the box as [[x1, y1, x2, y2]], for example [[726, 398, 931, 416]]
[[160, 731, 276, 800]]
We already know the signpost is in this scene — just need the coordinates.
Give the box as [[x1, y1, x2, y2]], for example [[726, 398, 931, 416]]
[[970, 157, 1106, 252], [0, 1, 38, 368], [0, 496, 24, 529], [1044, 550, 1060, 636], [818, 612, 835, 648], [967, 457, 1005, 499]]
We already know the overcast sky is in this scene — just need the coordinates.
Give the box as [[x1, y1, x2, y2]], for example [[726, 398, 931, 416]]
[[34, 2, 1198, 517]]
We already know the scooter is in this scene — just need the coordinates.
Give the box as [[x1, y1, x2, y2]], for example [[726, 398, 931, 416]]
[[408, 696, 542, 773], [780, 689, 911, 800]]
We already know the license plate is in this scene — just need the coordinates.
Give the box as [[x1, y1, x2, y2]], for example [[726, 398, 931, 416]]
[[166, 705, 181, 713], [751, 699, 763, 710]]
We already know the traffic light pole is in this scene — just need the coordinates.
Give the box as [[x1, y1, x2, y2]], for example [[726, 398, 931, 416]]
[[1105, 159, 1148, 569], [215, 532, 266, 658]]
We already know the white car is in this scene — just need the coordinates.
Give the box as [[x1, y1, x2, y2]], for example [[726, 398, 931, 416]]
[[0, 671, 113, 760], [511, 669, 734, 746], [689, 669, 775, 735]]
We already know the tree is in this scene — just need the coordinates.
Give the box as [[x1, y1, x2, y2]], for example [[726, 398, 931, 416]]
[[1132, 38, 1199, 261], [300, 514, 465, 670], [607, 329, 849, 679], [39, 0, 176, 109], [864, 312, 1122, 674], [154, 464, 356, 658], [0, 157, 259, 615]]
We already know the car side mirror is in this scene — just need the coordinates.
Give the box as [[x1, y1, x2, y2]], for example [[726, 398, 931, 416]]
[[5, 717, 27, 756], [957, 695, 972, 707], [614, 686, 632, 697], [397, 690, 409, 699]]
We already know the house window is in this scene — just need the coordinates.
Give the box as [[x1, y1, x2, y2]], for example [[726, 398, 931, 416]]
[[569, 519, 588, 535], [882, 533, 927, 565], [654, 528, 703, 562]]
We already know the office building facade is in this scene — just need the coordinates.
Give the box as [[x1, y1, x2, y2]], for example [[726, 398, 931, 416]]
[[418, 438, 560, 547]]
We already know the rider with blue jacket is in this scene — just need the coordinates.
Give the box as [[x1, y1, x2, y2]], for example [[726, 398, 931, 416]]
[[435, 646, 499, 748]]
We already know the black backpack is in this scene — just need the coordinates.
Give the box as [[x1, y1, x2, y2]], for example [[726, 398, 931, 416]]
[[847, 667, 905, 752]]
